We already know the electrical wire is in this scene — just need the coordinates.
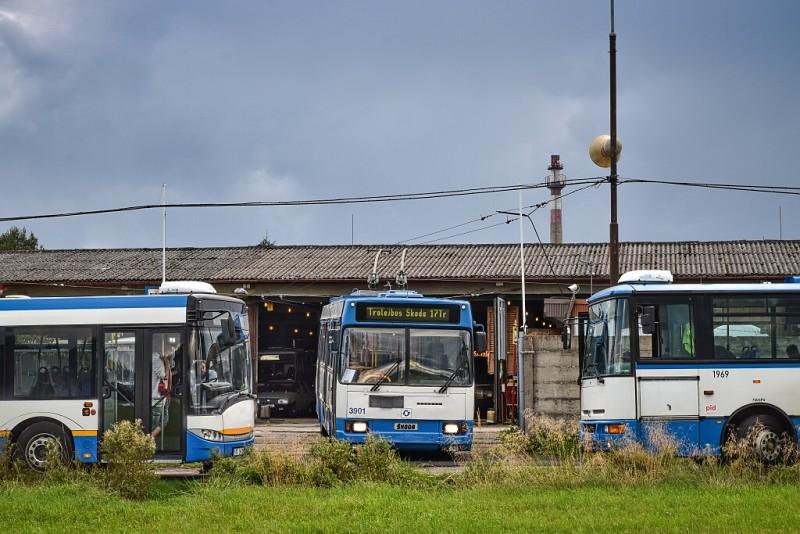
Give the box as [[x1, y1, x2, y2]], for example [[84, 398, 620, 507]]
[[0, 178, 605, 223], [399, 178, 606, 245], [620, 177, 800, 195], [417, 218, 519, 245]]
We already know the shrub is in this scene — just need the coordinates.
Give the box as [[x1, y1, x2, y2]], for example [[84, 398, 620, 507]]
[[499, 412, 581, 462], [249, 451, 309, 486], [353, 435, 426, 485], [308, 437, 356, 484], [100, 419, 155, 499]]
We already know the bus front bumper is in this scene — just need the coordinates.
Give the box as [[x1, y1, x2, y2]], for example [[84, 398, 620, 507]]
[[185, 431, 255, 463], [580, 420, 638, 451], [335, 419, 473, 451]]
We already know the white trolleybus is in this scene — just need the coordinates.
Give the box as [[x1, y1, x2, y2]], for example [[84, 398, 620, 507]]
[[0, 283, 254, 470], [316, 290, 487, 452], [580, 270, 800, 461]]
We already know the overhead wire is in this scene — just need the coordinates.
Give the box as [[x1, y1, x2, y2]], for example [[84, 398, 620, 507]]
[[399, 177, 606, 245], [620, 177, 800, 195], [0, 178, 606, 224]]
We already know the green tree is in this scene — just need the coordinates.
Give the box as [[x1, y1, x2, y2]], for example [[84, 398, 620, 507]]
[[0, 226, 41, 251], [258, 231, 276, 248]]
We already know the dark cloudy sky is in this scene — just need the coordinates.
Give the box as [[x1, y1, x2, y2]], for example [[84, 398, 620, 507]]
[[0, 1, 798, 249]]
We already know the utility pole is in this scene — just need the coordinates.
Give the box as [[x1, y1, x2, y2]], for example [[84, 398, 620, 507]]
[[609, 0, 620, 285], [589, 1, 622, 285]]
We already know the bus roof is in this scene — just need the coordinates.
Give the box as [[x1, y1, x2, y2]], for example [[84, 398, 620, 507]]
[[331, 290, 470, 308], [0, 294, 190, 311], [589, 282, 800, 304]]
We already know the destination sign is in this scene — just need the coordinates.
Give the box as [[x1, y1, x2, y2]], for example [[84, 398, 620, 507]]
[[356, 303, 460, 324]]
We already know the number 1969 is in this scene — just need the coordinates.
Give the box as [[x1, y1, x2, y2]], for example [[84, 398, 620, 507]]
[[712, 370, 729, 378]]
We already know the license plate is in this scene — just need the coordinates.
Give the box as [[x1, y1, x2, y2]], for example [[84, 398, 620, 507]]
[[233, 447, 244, 456], [394, 422, 417, 431]]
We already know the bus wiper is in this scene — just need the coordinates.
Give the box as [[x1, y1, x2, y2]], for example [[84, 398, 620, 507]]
[[438, 359, 467, 394], [371, 359, 401, 392]]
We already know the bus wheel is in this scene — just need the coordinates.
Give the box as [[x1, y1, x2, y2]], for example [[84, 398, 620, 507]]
[[736, 415, 788, 464], [15, 422, 72, 471]]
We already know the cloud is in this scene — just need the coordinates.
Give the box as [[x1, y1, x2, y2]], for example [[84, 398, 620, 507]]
[[0, 1, 798, 249]]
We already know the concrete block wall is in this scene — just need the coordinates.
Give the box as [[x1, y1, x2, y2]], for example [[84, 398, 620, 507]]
[[522, 334, 580, 418]]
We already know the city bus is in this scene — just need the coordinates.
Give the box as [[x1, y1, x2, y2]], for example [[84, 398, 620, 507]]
[[315, 290, 486, 451], [0, 285, 255, 470], [579, 270, 800, 461]]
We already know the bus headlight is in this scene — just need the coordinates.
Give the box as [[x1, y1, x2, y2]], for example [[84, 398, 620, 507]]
[[443, 422, 468, 435], [191, 429, 223, 442], [346, 421, 368, 433], [277, 399, 290, 405]]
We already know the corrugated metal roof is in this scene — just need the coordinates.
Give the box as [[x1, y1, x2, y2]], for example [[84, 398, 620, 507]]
[[0, 241, 798, 284]]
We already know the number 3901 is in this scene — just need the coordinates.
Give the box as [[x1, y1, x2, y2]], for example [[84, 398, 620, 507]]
[[348, 407, 366, 415], [712, 370, 729, 378]]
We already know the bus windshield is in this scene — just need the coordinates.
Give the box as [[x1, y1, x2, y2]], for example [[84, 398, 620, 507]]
[[583, 298, 631, 378], [341, 327, 472, 387], [189, 312, 251, 414]]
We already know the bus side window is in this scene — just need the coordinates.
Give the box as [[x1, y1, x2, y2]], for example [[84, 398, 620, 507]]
[[638, 303, 694, 360]]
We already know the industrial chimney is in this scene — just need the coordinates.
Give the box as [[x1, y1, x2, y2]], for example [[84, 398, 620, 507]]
[[546, 155, 566, 243]]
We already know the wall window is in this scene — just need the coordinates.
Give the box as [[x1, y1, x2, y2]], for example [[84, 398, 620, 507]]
[[12, 327, 95, 399]]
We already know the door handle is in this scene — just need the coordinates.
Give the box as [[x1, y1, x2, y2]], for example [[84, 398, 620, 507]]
[[703, 390, 714, 396], [102, 385, 111, 399]]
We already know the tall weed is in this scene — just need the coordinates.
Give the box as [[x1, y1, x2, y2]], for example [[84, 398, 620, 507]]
[[500, 412, 581, 462], [100, 419, 156, 499]]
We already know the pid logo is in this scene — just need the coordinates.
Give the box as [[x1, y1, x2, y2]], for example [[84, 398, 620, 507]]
[[401, 409, 412, 418], [705, 404, 717, 413]]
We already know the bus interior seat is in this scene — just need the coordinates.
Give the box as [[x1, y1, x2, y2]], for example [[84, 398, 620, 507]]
[[31, 366, 55, 399]]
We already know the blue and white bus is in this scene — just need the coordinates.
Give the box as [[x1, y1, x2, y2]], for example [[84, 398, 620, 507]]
[[0, 284, 255, 470], [315, 290, 486, 451], [580, 270, 800, 461]]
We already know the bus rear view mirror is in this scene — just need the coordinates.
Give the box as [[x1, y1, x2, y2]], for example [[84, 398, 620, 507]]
[[328, 333, 339, 353], [640, 305, 656, 335], [474, 331, 487, 353]]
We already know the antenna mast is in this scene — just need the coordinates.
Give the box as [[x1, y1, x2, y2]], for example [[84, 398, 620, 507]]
[[161, 184, 167, 285]]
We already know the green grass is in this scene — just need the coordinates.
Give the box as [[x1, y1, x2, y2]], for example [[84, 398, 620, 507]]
[[1, 480, 799, 533]]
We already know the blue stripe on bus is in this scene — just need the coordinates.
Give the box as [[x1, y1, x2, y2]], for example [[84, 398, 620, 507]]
[[583, 416, 800, 456], [0, 295, 188, 311]]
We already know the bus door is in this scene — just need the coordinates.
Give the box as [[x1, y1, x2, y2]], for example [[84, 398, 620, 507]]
[[635, 297, 700, 453], [102, 329, 184, 456]]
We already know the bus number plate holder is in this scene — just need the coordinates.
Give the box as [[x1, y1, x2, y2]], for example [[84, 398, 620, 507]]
[[394, 423, 418, 431]]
